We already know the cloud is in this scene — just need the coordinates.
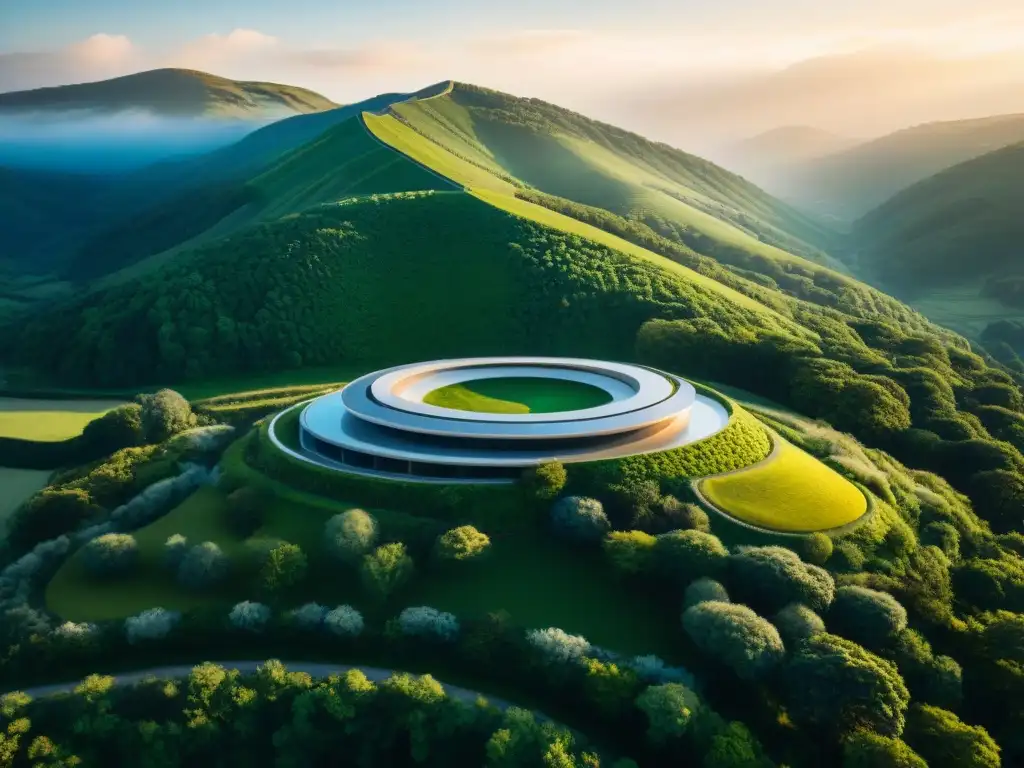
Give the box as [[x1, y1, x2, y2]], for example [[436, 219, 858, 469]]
[[173, 28, 279, 70], [464, 29, 590, 56]]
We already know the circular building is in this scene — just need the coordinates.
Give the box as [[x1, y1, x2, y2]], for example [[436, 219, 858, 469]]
[[277, 357, 729, 483]]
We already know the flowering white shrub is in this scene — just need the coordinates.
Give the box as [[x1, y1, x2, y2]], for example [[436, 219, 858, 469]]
[[324, 605, 364, 637], [229, 601, 271, 632], [289, 602, 328, 629], [125, 608, 181, 644], [550, 496, 610, 542], [397, 606, 459, 641], [53, 621, 99, 640], [525, 627, 591, 665], [626, 654, 696, 686]]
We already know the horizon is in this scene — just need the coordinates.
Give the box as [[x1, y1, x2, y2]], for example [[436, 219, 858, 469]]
[[2, 0, 1023, 153]]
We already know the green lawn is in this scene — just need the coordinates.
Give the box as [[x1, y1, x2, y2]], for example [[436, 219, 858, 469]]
[[698, 436, 868, 533], [46, 478, 680, 657], [0, 398, 125, 441], [423, 377, 612, 414]]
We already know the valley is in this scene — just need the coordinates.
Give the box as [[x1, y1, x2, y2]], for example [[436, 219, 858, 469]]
[[0, 62, 1022, 768]]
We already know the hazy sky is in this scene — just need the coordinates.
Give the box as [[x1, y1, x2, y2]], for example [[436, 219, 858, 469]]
[[3, 0, 1023, 150]]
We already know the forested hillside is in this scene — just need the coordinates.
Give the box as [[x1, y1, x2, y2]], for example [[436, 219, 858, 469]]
[[780, 113, 1024, 220], [854, 141, 1024, 291]]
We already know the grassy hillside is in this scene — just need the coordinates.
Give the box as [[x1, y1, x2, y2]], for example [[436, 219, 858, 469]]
[[381, 82, 841, 266], [0, 68, 337, 118], [785, 113, 1024, 220]]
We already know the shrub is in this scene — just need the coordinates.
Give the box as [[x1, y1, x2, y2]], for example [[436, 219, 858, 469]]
[[224, 486, 265, 537], [773, 603, 825, 644], [258, 542, 308, 596], [583, 658, 641, 717], [8, 487, 100, 551], [288, 602, 327, 630], [842, 731, 926, 768], [636, 682, 701, 744], [786, 633, 910, 737], [162, 534, 188, 571], [522, 460, 566, 500], [602, 530, 656, 574], [433, 525, 490, 563], [654, 529, 728, 586], [830, 586, 908, 648], [525, 627, 591, 665], [921, 522, 960, 561], [683, 578, 730, 609], [608, 479, 662, 529], [626, 655, 696, 686], [550, 496, 610, 542], [177, 541, 229, 590], [660, 499, 711, 533], [125, 608, 180, 644], [360, 543, 414, 601], [324, 605, 364, 637], [801, 533, 834, 565], [703, 721, 772, 768], [904, 704, 1001, 768], [81, 403, 144, 454], [228, 601, 271, 632], [397, 606, 460, 641], [833, 541, 867, 572], [683, 602, 785, 680], [890, 629, 962, 709], [137, 389, 196, 443], [324, 509, 378, 565], [80, 533, 138, 577], [729, 546, 836, 612], [53, 621, 99, 643]]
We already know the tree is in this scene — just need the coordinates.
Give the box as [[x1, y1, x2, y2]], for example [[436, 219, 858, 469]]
[[729, 546, 835, 612], [830, 586, 908, 648], [82, 403, 144, 454], [842, 731, 926, 768], [163, 534, 188, 571], [125, 608, 180, 644], [360, 543, 414, 601], [684, 578, 730, 608], [137, 389, 196, 443], [81, 533, 138, 577], [522, 461, 566, 500], [654, 497, 711, 533], [9, 488, 99, 550], [607, 479, 662, 529], [550, 496, 610, 542], [682, 602, 785, 681], [969, 469, 1024, 533], [229, 601, 271, 632], [653, 529, 728, 586], [786, 633, 910, 737], [904, 704, 1001, 768], [889, 629, 962, 709], [224, 486, 265, 537], [704, 721, 772, 768], [635, 683, 701, 744], [773, 603, 825, 644], [581, 659, 640, 718], [602, 531, 656, 574], [433, 525, 490, 563], [177, 541, 230, 590], [258, 542, 308, 597], [397, 606, 459, 641], [323, 509, 378, 565], [801, 533, 833, 565], [324, 605, 364, 637]]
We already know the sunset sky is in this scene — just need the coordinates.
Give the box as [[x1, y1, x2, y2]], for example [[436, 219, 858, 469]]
[[3, 0, 1023, 150]]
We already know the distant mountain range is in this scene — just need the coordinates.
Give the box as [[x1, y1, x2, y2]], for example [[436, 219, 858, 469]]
[[725, 113, 1024, 223], [0, 68, 338, 118]]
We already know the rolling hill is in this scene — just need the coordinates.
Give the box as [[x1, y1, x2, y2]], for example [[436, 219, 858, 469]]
[[718, 126, 860, 189], [0, 68, 338, 118], [780, 112, 1024, 220], [852, 141, 1024, 339]]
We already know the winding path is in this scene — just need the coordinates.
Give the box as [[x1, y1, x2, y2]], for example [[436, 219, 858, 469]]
[[10, 661, 517, 711]]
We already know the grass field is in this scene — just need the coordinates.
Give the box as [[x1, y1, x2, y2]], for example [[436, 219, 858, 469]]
[[0, 397, 124, 441], [0, 467, 50, 533], [423, 377, 612, 414], [698, 436, 868, 533], [46, 480, 679, 656]]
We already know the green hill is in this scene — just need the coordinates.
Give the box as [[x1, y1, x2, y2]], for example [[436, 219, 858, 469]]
[[0, 68, 338, 118], [381, 82, 842, 268], [785, 113, 1024, 220], [851, 140, 1024, 341]]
